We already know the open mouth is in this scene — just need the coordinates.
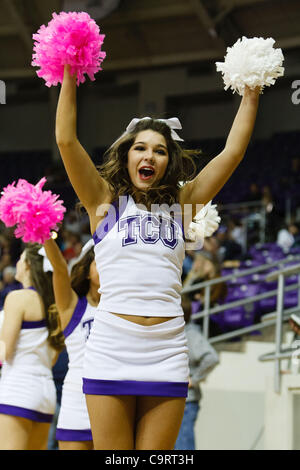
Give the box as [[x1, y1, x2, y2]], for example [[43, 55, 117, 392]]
[[138, 166, 155, 181]]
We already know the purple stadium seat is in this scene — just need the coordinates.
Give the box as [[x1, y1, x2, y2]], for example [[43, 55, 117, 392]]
[[251, 243, 283, 253], [191, 300, 201, 315], [285, 274, 299, 286], [209, 312, 225, 332], [284, 291, 299, 309], [239, 259, 263, 269], [258, 278, 278, 313], [221, 268, 235, 277], [221, 284, 262, 330], [251, 273, 267, 283], [259, 297, 277, 313], [263, 254, 285, 263]]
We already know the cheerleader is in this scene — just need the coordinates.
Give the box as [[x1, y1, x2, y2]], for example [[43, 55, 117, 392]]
[[43, 237, 99, 450], [0, 244, 64, 450], [53, 59, 264, 450]]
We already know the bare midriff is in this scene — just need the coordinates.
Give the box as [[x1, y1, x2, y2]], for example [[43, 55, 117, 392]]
[[111, 313, 176, 326]]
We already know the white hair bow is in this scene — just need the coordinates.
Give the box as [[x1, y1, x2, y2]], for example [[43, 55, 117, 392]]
[[68, 239, 95, 274], [111, 117, 184, 147], [38, 247, 53, 273]]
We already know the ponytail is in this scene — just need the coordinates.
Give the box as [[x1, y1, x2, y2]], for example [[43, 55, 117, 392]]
[[25, 243, 65, 352]]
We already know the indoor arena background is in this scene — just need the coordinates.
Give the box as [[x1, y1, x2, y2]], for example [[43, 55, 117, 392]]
[[0, 0, 300, 450]]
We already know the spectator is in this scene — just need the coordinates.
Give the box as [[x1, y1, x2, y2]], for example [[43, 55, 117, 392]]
[[61, 231, 83, 261], [260, 185, 282, 242], [64, 210, 81, 234], [182, 250, 197, 282], [293, 223, 300, 247], [0, 266, 22, 309], [244, 183, 261, 202], [202, 237, 220, 264], [261, 185, 274, 212], [79, 213, 93, 244], [228, 218, 245, 250], [183, 253, 227, 308], [0, 253, 12, 273], [277, 223, 299, 252], [0, 234, 12, 273], [174, 295, 219, 450], [216, 225, 242, 262], [289, 314, 300, 337], [288, 157, 300, 187]]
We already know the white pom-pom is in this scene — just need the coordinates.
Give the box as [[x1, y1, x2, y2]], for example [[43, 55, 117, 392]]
[[216, 36, 284, 95], [187, 201, 221, 242]]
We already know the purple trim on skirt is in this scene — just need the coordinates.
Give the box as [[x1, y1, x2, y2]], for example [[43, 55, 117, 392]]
[[93, 195, 128, 245], [0, 404, 53, 423], [82, 378, 188, 397], [63, 296, 88, 338], [56, 428, 93, 442], [21, 319, 47, 329]]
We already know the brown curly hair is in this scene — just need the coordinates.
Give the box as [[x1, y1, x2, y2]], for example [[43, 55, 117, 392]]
[[70, 248, 95, 298], [24, 244, 65, 352], [98, 118, 200, 209]]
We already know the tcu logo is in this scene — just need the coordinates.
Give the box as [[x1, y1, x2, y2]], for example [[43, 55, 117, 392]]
[[82, 318, 94, 341], [119, 214, 180, 249]]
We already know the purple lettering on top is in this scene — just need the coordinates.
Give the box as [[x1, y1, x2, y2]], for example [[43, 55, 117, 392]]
[[140, 215, 160, 244], [119, 215, 140, 246], [118, 214, 180, 249], [160, 217, 179, 249], [82, 318, 94, 342]]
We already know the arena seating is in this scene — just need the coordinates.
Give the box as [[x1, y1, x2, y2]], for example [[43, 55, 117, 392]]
[[191, 242, 300, 336]]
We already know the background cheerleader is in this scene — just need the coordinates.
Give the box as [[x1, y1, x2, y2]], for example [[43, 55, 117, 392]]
[[0, 244, 65, 450], [43, 237, 99, 450]]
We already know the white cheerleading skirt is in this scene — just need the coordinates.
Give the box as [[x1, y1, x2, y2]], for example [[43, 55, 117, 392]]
[[0, 368, 56, 423], [82, 310, 189, 397], [56, 383, 92, 442]]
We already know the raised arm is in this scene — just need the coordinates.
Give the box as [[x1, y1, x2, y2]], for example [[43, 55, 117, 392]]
[[56, 65, 112, 228], [44, 238, 77, 328], [180, 86, 260, 214]]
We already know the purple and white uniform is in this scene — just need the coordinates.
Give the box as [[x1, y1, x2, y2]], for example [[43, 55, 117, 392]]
[[83, 195, 189, 398], [0, 318, 56, 423], [56, 296, 95, 442]]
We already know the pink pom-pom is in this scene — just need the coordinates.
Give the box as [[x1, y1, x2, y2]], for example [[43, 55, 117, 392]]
[[32, 11, 106, 87], [0, 177, 66, 244]]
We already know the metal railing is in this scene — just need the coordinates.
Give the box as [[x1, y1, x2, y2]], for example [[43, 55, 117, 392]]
[[182, 253, 300, 393], [258, 263, 300, 393]]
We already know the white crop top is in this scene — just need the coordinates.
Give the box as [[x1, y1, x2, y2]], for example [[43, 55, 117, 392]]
[[63, 296, 95, 387], [93, 195, 185, 317]]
